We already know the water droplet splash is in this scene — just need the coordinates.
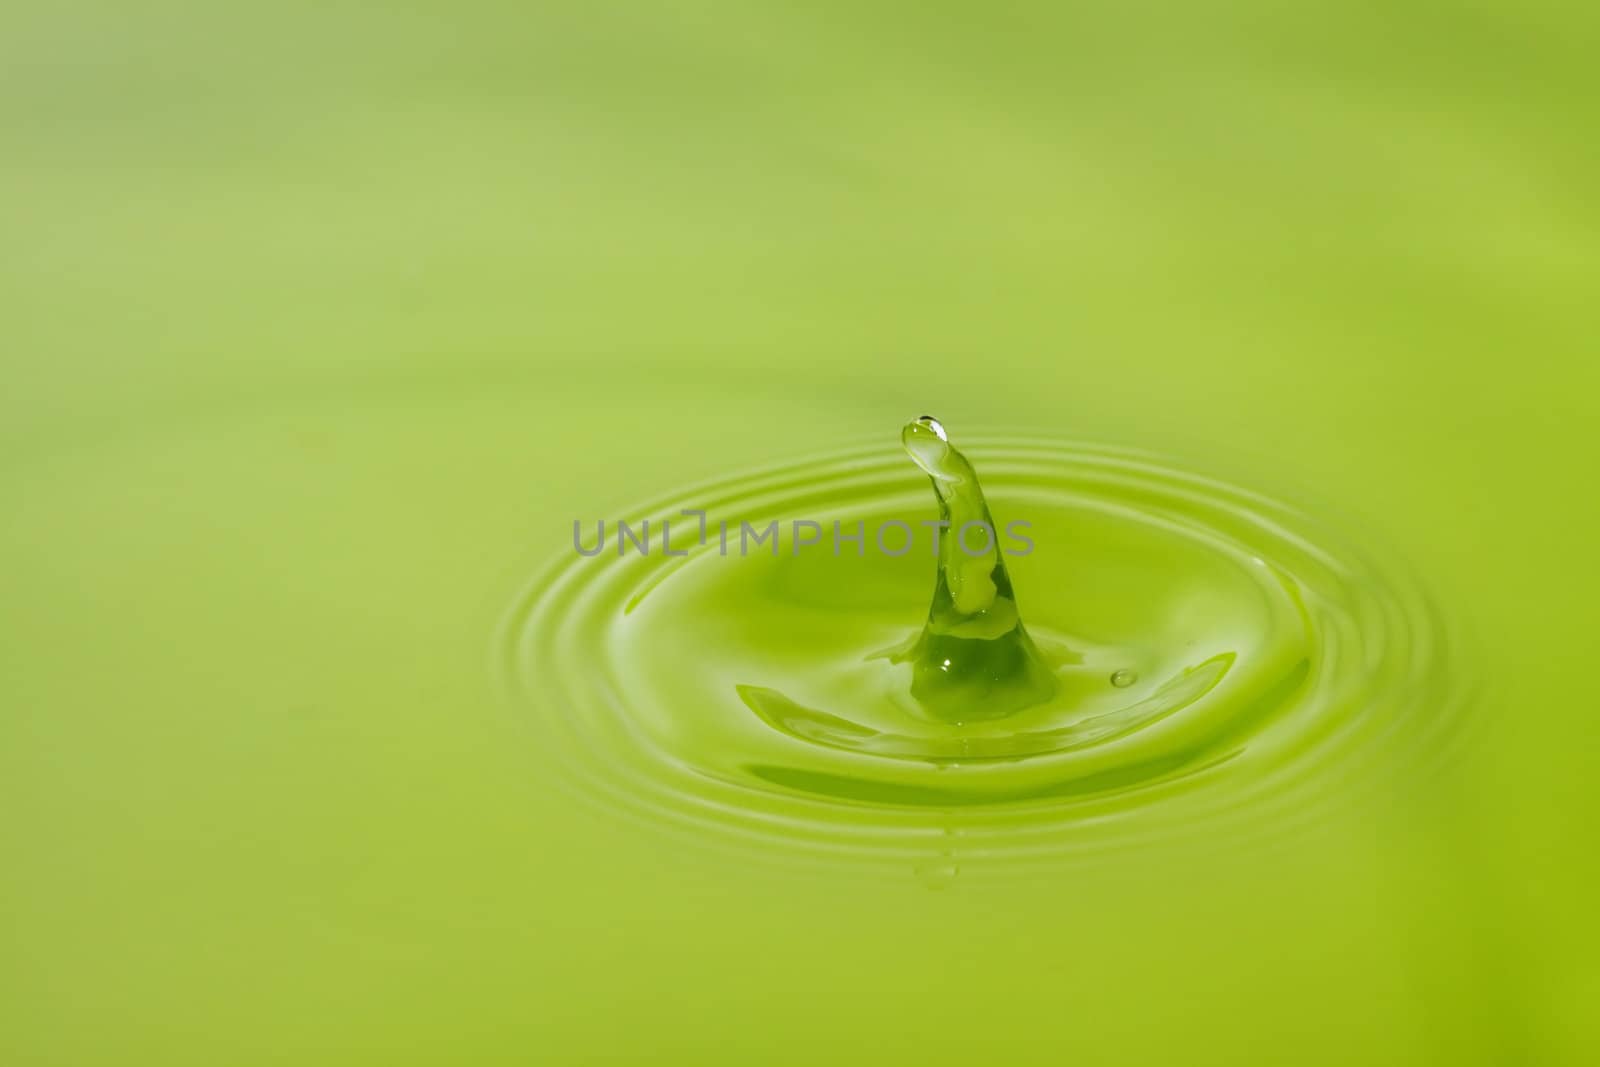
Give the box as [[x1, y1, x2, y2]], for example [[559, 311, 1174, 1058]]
[[892, 415, 1056, 721], [500, 423, 1464, 873]]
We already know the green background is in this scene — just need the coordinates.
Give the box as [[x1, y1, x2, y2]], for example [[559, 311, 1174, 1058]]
[[3, 2, 1596, 1063]]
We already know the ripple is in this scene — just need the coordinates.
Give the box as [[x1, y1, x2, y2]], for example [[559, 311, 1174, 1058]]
[[497, 437, 1465, 872]]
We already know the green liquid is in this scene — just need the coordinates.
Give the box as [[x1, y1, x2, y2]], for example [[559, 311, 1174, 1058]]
[[895, 415, 1058, 721], [512, 428, 1436, 836], [5, 3, 1595, 1062]]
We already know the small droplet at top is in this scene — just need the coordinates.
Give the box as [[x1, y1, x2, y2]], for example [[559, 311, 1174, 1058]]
[[902, 416, 959, 484]]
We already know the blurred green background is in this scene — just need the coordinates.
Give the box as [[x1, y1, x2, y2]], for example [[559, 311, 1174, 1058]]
[[3, 2, 1596, 1064]]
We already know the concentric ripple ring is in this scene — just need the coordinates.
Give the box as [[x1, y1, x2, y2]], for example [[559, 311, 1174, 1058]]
[[496, 436, 1468, 872]]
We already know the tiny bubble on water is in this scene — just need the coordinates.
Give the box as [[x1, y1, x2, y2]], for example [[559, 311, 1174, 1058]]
[[915, 856, 959, 890]]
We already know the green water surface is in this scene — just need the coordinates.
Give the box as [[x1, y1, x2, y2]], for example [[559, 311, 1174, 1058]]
[[3, 2, 1598, 1065]]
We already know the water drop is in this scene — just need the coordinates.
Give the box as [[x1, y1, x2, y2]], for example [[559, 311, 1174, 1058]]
[[896, 416, 1057, 721], [508, 423, 1459, 866], [914, 855, 959, 890]]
